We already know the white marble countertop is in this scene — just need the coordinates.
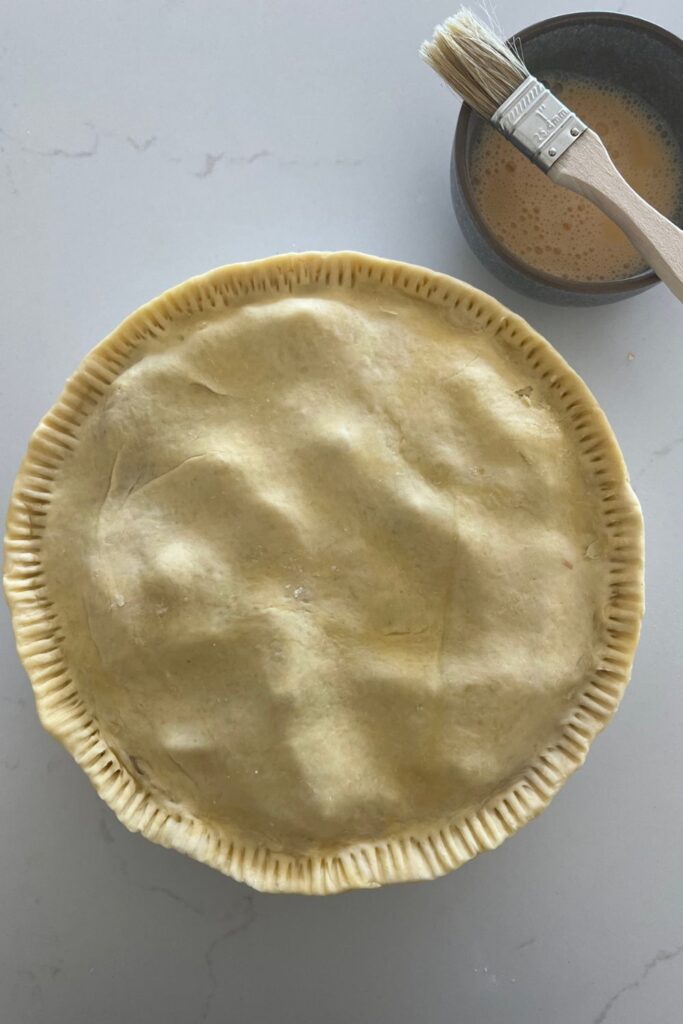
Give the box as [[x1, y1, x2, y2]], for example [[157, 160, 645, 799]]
[[2, 2, 682, 1022]]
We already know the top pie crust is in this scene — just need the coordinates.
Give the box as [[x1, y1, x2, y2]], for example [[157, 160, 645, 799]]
[[4, 252, 644, 894]]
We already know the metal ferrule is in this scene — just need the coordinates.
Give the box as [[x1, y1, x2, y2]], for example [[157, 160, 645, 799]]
[[490, 75, 586, 171]]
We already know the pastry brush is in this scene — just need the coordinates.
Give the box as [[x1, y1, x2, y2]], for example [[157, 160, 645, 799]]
[[421, 9, 683, 301]]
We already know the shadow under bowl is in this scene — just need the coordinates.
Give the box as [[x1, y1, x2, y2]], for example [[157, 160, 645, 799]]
[[451, 12, 683, 305]]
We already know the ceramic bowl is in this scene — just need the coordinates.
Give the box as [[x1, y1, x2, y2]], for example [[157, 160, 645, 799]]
[[451, 12, 683, 305]]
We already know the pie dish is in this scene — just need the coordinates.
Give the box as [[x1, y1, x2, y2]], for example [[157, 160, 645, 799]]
[[4, 252, 644, 894]]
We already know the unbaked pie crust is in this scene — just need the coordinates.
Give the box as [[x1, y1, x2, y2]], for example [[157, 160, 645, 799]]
[[4, 252, 644, 893]]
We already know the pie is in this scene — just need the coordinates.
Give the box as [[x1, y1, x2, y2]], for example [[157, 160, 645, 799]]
[[4, 252, 644, 893]]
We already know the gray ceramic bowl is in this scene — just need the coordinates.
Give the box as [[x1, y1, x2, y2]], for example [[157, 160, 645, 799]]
[[451, 12, 683, 305]]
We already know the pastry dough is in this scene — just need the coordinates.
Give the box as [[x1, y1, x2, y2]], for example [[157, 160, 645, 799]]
[[4, 253, 644, 893]]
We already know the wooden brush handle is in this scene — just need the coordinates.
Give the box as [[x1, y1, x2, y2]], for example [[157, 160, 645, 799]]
[[549, 129, 683, 302]]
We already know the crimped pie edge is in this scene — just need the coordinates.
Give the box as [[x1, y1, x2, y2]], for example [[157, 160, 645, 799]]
[[3, 251, 644, 894]]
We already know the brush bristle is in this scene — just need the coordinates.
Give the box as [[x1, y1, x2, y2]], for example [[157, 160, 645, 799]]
[[420, 8, 528, 120]]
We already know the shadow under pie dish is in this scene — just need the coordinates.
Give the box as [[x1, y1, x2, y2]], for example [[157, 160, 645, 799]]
[[4, 252, 643, 894]]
